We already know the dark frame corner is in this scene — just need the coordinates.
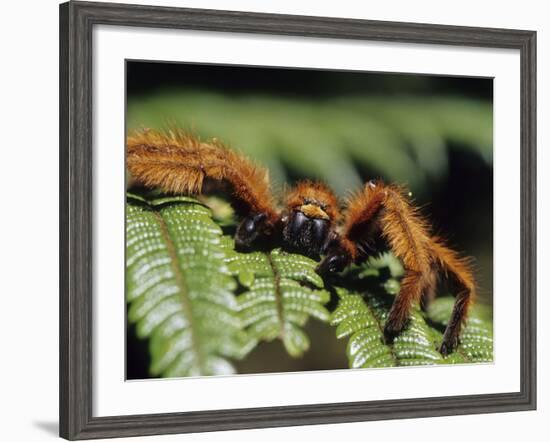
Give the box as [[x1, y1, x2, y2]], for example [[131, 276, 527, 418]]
[[59, 1, 536, 440]]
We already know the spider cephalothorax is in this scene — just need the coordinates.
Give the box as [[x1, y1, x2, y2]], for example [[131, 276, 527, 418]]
[[233, 180, 339, 258], [127, 129, 476, 355]]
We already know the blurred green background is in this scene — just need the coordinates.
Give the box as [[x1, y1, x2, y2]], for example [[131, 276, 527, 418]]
[[126, 61, 493, 378]]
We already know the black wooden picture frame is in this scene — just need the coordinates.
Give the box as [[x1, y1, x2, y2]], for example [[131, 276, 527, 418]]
[[59, 1, 537, 439]]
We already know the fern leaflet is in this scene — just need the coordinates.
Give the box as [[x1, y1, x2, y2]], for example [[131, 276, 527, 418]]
[[126, 193, 254, 377], [227, 248, 331, 357]]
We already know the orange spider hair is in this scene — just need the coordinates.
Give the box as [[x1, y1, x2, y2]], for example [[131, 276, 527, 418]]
[[126, 128, 279, 225], [284, 180, 340, 222]]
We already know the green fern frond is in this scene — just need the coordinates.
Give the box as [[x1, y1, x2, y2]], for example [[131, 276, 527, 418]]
[[126, 193, 255, 377], [331, 257, 493, 368], [227, 248, 331, 357]]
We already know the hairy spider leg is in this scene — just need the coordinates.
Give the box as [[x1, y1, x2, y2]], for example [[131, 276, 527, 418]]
[[431, 237, 476, 354], [126, 129, 281, 248], [320, 181, 476, 355]]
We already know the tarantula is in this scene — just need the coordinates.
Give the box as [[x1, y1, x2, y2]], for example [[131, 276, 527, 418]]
[[127, 129, 476, 355]]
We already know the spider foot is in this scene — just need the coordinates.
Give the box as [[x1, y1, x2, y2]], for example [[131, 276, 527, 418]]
[[439, 334, 460, 356], [235, 213, 268, 250], [316, 254, 348, 274], [383, 319, 407, 345]]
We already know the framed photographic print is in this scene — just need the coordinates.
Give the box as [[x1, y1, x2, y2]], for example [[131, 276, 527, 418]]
[[59, 1, 536, 440]]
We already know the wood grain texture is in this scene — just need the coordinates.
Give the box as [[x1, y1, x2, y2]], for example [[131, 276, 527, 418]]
[[59, 1, 537, 439]]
